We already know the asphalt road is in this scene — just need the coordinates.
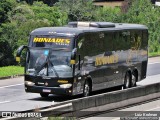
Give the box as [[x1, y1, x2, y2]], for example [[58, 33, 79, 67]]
[[0, 57, 160, 112]]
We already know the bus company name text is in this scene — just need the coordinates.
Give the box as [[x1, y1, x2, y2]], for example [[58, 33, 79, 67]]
[[95, 55, 119, 66], [33, 38, 70, 45]]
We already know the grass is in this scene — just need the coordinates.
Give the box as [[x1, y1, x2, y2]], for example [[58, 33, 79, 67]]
[[0, 66, 24, 77], [149, 52, 160, 57]]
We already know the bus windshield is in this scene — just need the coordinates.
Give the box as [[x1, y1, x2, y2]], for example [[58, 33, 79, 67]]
[[29, 35, 73, 50], [26, 48, 73, 77]]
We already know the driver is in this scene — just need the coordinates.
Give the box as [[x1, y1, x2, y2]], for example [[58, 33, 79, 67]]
[[35, 54, 47, 72]]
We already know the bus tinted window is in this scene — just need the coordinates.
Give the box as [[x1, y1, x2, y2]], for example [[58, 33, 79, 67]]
[[130, 30, 142, 50], [142, 30, 148, 49], [104, 32, 113, 52]]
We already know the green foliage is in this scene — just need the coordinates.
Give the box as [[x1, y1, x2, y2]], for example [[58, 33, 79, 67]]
[[56, 0, 97, 21], [0, 66, 24, 77], [32, 2, 67, 26], [0, 1, 68, 67], [120, 0, 160, 53], [0, 0, 16, 24], [94, 7, 121, 22]]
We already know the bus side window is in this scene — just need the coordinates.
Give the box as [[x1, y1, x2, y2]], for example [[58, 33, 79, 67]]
[[142, 30, 148, 49], [122, 31, 131, 50], [114, 32, 121, 51], [104, 32, 113, 52], [114, 31, 129, 51], [131, 30, 142, 50]]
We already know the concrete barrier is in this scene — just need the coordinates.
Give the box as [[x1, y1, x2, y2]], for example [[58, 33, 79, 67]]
[[65, 82, 160, 117], [1, 82, 160, 119]]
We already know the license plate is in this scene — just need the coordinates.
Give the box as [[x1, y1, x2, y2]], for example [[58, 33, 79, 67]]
[[43, 89, 51, 93]]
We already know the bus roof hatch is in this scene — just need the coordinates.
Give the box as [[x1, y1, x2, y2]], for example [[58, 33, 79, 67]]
[[68, 22, 115, 28]]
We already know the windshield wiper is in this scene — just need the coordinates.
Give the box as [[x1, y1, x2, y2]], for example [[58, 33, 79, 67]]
[[35, 60, 47, 75], [48, 60, 59, 78], [34, 57, 59, 78]]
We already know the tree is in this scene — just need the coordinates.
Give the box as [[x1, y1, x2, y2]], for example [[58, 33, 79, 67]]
[[94, 6, 121, 22], [0, 0, 16, 24], [121, 0, 160, 53], [56, 0, 97, 21], [0, 1, 68, 66]]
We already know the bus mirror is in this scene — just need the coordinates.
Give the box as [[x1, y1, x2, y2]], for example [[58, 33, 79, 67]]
[[70, 48, 77, 65], [16, 45, 28, 62], [70, 60, 76, 65]]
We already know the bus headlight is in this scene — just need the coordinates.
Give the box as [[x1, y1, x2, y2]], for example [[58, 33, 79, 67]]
[[25, 81, 35, 86], [59, 84, 72, 88]]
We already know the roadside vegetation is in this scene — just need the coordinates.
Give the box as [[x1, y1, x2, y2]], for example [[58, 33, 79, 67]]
[[0, 66, 24, 77], [0, 0, 160, 76]]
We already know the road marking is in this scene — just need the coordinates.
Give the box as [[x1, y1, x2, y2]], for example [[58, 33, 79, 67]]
[[148, 62, 160, 65], [0, 101, 10, 104], [0, 83, 24, 89], [146, 106, 160, 111], [112, 117, 120, 120]]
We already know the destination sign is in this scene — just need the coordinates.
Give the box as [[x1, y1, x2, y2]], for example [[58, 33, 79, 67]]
[[33, 38, 71, 45]]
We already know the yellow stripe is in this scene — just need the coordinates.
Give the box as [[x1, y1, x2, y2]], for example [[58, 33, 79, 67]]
[[58, 80, 68, 83]]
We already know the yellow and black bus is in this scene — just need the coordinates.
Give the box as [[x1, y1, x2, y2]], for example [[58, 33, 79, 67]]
[[16, 22, 148, 97]]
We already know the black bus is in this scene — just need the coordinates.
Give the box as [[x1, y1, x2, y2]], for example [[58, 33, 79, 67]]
[[16, 22, 148, 97]]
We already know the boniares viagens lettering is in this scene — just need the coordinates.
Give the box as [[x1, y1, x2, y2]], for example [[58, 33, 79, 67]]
[[95, 55, 119, 66], [33, 38, 70, 44]]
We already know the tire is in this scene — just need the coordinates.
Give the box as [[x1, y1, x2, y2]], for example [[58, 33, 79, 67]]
[[40, 93, 49, 98], [131, 72, 137, 87], [83, 81, 91, 97], [123, 72, 131, 89]]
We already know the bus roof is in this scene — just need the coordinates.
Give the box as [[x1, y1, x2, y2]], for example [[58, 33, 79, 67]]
[[30, 22, 148, 36]]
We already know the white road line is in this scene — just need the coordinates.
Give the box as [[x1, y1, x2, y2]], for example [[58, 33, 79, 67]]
[[0, 83, 24, 89], [112, 117, 120, 120], [146, 106, 160, 111], [148, 62, 160, 65], [0, 101, 10, 104]]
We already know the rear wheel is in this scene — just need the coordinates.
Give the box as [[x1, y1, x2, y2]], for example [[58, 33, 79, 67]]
[[131, 71, 137, 87], [123, 72, 131, 89], [83, 81, 91, 97], [40, 93, 49, 98]]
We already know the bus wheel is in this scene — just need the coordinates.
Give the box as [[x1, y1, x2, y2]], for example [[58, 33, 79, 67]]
[[83, 81, 91, 97], [131, 71, 137, 87], [40, 93, 49, 98], [123, 72, 131, 89]]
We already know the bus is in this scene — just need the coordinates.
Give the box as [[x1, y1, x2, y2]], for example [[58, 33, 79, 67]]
[[16, 22, 148, 97]]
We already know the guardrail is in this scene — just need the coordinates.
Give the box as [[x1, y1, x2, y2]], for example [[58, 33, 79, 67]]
[[1, 82, 160, 119]]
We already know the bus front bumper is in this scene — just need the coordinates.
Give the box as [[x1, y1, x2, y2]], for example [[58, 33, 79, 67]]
[[25, 85, 72, 95]]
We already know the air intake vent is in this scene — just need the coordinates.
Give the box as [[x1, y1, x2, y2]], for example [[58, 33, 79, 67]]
[[68, 22, 115, 28]]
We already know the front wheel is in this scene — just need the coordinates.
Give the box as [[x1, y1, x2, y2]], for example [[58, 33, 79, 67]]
[[123, 72, 131, 89], [40, 93, 49, 98], [83, 81, 91, 97]]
